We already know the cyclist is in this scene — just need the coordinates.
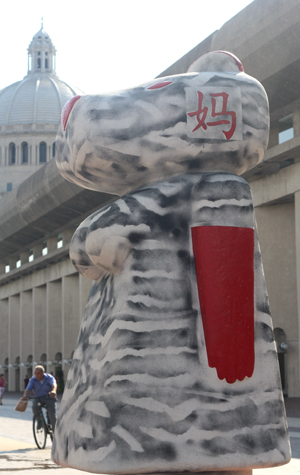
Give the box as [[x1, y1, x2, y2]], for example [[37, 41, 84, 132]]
[[22, 365, 57, 431]]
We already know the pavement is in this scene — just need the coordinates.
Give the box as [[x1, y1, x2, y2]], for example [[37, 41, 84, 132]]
[[0, 392, 299, 475]]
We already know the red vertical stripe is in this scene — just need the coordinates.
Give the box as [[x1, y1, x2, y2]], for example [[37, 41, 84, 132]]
[[191, 226, 255, 384]]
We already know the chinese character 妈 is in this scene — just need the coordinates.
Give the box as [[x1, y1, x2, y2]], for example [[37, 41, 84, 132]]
[[188, 91, 236, 140]]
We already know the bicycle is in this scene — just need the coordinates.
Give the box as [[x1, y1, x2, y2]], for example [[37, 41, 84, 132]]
[[28, 396, 54, 449]]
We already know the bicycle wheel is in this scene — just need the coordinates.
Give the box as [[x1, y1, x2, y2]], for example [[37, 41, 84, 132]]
[[46, 412, 54, 442], [33, 413, 47, 449]]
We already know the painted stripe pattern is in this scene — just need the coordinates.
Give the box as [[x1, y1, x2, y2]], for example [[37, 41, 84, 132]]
[[52, 173, 290, 473], [55, 69, 269, 197]]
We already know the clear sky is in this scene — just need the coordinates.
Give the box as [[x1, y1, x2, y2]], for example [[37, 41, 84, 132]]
[[1, 0, 253, 95]]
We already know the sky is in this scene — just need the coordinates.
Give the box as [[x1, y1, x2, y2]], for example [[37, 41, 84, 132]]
[[1, 0, 253, 95]]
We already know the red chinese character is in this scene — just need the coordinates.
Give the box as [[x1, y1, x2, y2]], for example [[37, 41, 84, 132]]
[[187, 91, 208, 132], [188, 91, 236, 140], [207, 93, 236, 140]]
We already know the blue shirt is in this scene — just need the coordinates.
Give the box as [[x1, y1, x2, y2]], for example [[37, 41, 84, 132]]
[[26, 373, 56, 397]]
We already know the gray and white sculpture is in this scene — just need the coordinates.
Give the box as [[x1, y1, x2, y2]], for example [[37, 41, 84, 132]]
[[52, 51, 291, 473]]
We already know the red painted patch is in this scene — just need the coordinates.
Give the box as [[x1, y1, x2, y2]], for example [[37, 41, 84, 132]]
[[191, 226, 255, 384], [61, 95, 81, 131], [147, 81, 172, 90], [213, 50, 244, 72]]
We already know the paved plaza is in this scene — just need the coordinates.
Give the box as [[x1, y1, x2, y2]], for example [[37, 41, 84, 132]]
[[0, 392, 299, 475]]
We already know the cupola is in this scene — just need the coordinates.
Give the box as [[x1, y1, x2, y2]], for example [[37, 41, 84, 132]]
[[27, 19, 57, 75]]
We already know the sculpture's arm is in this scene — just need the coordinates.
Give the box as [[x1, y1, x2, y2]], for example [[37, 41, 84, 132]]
[[70, 197, 151, 278], [69, 210, 107, 280]]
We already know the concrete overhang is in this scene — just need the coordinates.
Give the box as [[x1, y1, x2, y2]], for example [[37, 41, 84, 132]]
[[159, 0, 300, 118], [0, 158, 118, 261], [244, 136, 300, 181]]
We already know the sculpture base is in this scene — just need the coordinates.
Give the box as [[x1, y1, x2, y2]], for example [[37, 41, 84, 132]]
[[148, 472, 252, 475]]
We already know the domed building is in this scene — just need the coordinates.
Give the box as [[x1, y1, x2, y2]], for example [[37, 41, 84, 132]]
[[0, 23, 82, 194]]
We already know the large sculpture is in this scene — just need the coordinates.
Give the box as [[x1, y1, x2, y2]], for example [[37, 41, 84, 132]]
[[52, 51, 291, 473]]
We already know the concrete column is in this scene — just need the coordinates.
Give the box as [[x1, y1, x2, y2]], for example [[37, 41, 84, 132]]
[[255, 201, 298, 396], [33, 244, 43, 259], [20, 291, 33, 390], [33, 286, 47, 367], [47, 280, 62, 373], [62, 228, 75, 246], [0, 299, 9, 367], [8, 294, 20, 391], [0, 262, 6, 275], [62, 274, 80, 380], [47, 236, 58, 253], [293, 109, 300, 137], [20, 251, 29, 266], [9, 256, 18, 271], [268, 126, 279, 148], [294, 191, 300, 397]]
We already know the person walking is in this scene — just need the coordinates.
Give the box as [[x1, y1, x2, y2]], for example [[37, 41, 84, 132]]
[[22, 365, 57, 431], [0, 374, 7, 405]]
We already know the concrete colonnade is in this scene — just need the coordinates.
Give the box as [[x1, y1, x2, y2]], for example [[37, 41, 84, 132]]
[[251, 103, 300, 397], [294, 190, 300, 397], [0, 268, 91, 392], [255, 201, 299, 396]]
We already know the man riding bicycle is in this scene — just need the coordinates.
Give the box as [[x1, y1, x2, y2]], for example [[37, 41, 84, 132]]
[[22, 365, 57, 431]]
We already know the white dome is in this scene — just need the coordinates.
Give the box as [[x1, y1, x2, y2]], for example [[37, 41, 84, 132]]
[[0, 23, 84, 196], [0, 23, 83, 127], [30, 25, 52, 45], [0, 75, 82, 126]]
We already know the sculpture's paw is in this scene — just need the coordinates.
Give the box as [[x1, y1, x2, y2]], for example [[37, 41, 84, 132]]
[[86, 235, 131, 274]]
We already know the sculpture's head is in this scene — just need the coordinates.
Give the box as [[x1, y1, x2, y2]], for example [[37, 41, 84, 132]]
[[56, 51, 269, 195]]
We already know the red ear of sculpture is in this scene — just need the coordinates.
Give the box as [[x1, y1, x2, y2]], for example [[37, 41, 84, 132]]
[[147, 81, 173, 90], [192, 225, 255, 384], [61, 95, 81, 131], [188, 50, 244, 73]]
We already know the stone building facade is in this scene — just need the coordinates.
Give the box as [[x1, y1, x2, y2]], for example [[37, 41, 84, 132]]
[[0, 23, 81, 195], [0, 0, 300, 397]]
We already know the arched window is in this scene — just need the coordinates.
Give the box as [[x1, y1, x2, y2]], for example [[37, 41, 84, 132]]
[[15, 357, 20, 391], [39, 142, 47, 163], [52, 142, 56, 157], [55, 352, 62, 366], [45, 58, 48, 69], [4, 357, 8, 382], [27, 355, 33, 378], [9, 143, 16, 165], [40, 353, 47, 366], [22, 142, 28, 164], [37, 57, 41, 69], [274, 328, 287, 351], [274, 328, 288, 394]]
